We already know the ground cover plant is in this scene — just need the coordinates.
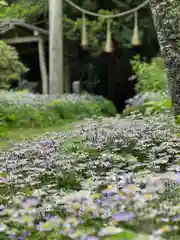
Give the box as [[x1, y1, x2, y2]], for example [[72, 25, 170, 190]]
[[1, 0, 180, 238], [123, 92, 171, 116], [0, 113, 180, 239], [1, 56, 180, 239], [0, 90, 117, 139], [0, 122, 79, 151]]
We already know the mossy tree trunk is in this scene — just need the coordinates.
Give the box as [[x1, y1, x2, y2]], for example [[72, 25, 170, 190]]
[[149, 0, 180, 117]]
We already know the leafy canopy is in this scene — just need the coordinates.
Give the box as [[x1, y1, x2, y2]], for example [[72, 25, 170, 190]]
[[1, 0, 152, 51], [0, 41, 28, 89]]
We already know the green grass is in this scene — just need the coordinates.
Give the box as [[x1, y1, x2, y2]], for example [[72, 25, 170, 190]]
[[0, 121, 79, 151]]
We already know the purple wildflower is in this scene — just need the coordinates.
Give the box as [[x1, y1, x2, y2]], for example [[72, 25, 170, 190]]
[[0, 177, 8, 184], [59, 228, 75, 236], [153, 158, 158, 166], [0, 204, 4, 210], [78, 208, 85, 217], [63, 223, 71, 228], [0, 224, 6, 232], [0, 205, 5, 216], [112, 212, 134, 221], [96, 199, 102, 205], [175, 173, 180, 183], [45, 214, 52, 220], [44, 214, 58, 221], [8, 234, 16, 239], [18, 236, 26, 240], [78, 218, 85, 224], [21, 197, 40, 208], [102, 187, 118, 196], [21, 231, 29, 237], [114, 194, 121, 201], [172, 214, 180, 222], [36, 221, 53, 232]]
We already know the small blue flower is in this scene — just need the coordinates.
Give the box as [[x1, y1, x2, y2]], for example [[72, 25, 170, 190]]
[[21, 197, 40, 208], [112, 212, 134, 221], [0, 223, 6, 232], [153, 158, 158, 166], [172, 214, 180, 222], [114, 194, 121, 201], [8, 234, 16, 239], [0, 204, 4, 210], [18, 236, 26, 240], [36, 221, 53, 232]]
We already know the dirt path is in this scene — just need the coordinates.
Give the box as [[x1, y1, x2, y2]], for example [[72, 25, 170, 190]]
[[0, 117, 146, 154], [71, 117, 146, 135]]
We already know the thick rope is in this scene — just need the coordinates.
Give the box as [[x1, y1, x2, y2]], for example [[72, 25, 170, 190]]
[[64, 0, 149, 18]]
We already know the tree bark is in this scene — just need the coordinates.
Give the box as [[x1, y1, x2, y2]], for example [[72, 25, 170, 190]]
[[149, 0, 180, 116]]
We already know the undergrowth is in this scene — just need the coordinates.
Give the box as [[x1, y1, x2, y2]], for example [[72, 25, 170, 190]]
[[0, 91, 117, 137]]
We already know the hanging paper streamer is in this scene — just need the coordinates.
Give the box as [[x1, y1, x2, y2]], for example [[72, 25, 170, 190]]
[[104, 19, 113, 53], [81, 13, 88, 48], [131, 11, 141, 46]]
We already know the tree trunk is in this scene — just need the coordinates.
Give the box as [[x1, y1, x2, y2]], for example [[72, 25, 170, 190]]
[[149, 0, 180, 117]]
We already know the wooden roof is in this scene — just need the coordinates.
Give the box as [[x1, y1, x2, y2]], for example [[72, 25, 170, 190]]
[[0, 19, 48, 38]]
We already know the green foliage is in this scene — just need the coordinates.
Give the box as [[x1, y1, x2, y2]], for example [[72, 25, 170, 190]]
[[123, 97, 172, 116], [2, 0, 47, 20], [0, 122, 8, 137], [175, 113, 180, 125], [0, 0, 7, 6], [0, 0, 7, 17], [131, 56, 168, 93], [124, 56, 170, 117], [0, 41, 28, 89], [1, 0, 151, 51], [142, 98, 172, 115], [0, 92, 117, 136]]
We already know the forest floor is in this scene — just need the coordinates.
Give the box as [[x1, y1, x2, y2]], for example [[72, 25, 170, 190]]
[[0, 120, 82, 151], [0, 114, 179, 239], [0, 117, 145, 151]]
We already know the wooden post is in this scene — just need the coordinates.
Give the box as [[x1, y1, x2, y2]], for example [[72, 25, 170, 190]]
[[38, 38, 48, 94], [49, 0, 64, 94], [72, 81, 81, 94], [64, 63, 70, 93]]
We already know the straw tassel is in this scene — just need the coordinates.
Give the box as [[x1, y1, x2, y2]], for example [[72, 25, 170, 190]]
[[132, 11, 141, 46], [81, 13, 88, 49], [104, 19, 113, 53]]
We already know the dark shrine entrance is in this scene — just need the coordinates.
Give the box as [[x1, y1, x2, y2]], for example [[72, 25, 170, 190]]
[[15, 42, 49, 93], [69, 37, 160, 112]]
